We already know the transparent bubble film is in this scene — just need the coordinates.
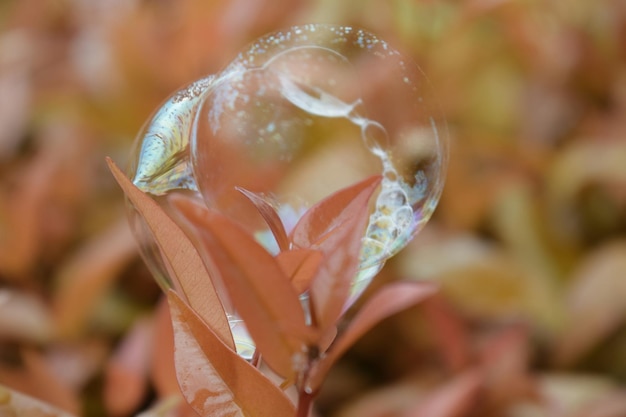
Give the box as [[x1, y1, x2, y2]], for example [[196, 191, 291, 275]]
[[128, 25, 447, 358]]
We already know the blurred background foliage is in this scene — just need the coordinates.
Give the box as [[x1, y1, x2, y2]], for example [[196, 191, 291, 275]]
[[0, 0, 625, 416]]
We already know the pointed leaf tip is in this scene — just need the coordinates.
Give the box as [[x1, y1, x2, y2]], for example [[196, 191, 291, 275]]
[[294, 175, 382, 328], [105, 158, 233, 350], [291, 175, 382, 248], [237, 187, 290, 252]]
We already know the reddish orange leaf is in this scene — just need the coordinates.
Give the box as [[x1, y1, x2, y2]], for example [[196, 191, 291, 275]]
[[106, 158, 233, 350], [237, 187, 290, 252], [293, 176, 382, 328], [309, 281, 436, 391], [168, 291, 296, 417], [276, 249, 323, 294], [171, 195, 315, 379], [291, 175, 381, 248]]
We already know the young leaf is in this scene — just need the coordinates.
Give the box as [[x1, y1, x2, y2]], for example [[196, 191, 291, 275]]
[[168, 291, 296, 417], [171, 195, 315, 379], [292, 176, 382, 328], [276, 249, 323, 294], [290, 175, 381, 248], [236, 187, 290, 252], [106, 158, 233, 350], [309, 281, 436, 391]]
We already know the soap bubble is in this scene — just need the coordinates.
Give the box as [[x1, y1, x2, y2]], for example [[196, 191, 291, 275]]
[[127, 24, 448, 358], [192, 25, 447, 296]]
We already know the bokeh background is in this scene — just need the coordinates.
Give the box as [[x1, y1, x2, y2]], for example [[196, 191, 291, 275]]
[[1, 0, 625, 416]]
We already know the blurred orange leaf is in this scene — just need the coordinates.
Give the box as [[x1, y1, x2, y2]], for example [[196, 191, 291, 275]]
[[553, 240, 626, 366], [422, 295, 471, 372], [0, 151, 56, 278], [292, 175, 381, 328], [478, 325, 534, 407], [399, 233, 562, 329], [171, 195, 312, 379], [403, 371, 482, 417], [42, 341, 109, 393], [106, 157, 233, 350], [104, 316, 153, 416], [53, 219, 137, 339], [0, 384, 77, 417], [548, 139, 626, 208], [168, 291, 296, 417], [534, 374, 621, 416], [13, 349, 80, 415], [571, 390, 626, 417], [151, 298, 179, 398], [0, 290, 53, 343]]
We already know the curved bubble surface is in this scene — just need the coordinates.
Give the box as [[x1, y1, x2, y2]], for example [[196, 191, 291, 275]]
[[128, 24, 448, 358]]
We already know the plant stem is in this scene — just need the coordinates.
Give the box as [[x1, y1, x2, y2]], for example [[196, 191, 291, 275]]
[[296, 389, 313, 417], [250, 349, 261, 368], [296, 356, 316, 417]]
